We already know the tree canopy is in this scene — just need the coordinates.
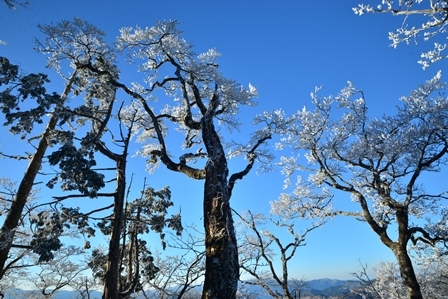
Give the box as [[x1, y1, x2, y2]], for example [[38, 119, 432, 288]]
[[2, 2, 448, 299], [266, 71, 448, 299]]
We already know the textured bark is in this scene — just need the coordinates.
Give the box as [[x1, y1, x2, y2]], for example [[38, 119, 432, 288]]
[[355, 191, 423, 299], [394, 208, 423, 299], [102, 156, 126, 299], [201, 119, 238, 299], [97, 54, 250, 298], [394, 247, 423, 299], [202, 168, 238, 299]]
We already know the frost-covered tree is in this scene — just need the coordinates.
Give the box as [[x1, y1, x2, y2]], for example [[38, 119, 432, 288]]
[[0, 178, 88, 298], [354, 0, 448, 69], [31, 18, 161, 299], [143, 226, 205, 299], [353, 261, 408, 299], [416, 248, 448, 298], [5, 17, 273, 298], [0, 57, 66, 277], [235, 210, 318, 299], [83, 184, 181, 299], [267, 72, 448, 299], [353, 252, 448, 299], [74, 20, 274, 299], [0, 18, 114, 278]]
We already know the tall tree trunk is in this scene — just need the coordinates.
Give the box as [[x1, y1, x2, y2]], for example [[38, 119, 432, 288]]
[[0, 73, 75, 278], [102, 156, 126, 299], [393, 246, 423, 299], [201, 120, 238, 299], [0, 116, 56, 278], [394, 207, 423, 299]]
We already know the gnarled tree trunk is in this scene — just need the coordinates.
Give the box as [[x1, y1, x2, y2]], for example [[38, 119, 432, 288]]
[[201, 118, 238, 299]]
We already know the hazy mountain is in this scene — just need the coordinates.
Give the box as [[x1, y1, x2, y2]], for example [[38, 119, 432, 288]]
[[3, 289, 102, 299], [306, 279, 362, 294], [240, 278, 364, 298], [4, 279, 365, 299], [305, 278, 349, 290]]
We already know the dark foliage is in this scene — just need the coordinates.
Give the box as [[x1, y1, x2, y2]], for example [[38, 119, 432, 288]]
[[0, 57, 61, 137], [30, 211, 63, 262]]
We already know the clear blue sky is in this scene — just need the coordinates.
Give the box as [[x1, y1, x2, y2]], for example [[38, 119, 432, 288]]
[[1, 0, 446, 281]]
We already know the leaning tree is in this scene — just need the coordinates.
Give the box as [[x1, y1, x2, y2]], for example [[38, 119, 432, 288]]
[[33, 19, 185, 299], [0, 56, 75, 278], [267, 73, 448, 299], [0, 17, 119, 278]]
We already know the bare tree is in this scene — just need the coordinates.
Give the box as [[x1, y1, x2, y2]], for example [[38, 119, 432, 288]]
[[236, 210, 321, 299], [72, 276, 102, 299], [143, 226, 205, 299], [27, 246, 87, 299]]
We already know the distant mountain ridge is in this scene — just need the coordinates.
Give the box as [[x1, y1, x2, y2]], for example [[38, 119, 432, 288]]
[[305, 278, 349, 290], [3, 289, 102, 299], [304, 279, 364, 297], [4, 279, 364, 298]]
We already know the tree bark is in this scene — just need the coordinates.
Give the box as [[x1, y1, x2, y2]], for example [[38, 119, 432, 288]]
[[394, 207, 423, 299], [356, 191, 423, 299], [102, 156, 126, 299], [0, 116, 56, 278], [0, 72, 75, 278], [392, 245, 423, 299], [201, 120, 238, 299]]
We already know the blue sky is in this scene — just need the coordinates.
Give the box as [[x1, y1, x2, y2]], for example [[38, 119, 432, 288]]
[[1, 0, 446, 281]]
